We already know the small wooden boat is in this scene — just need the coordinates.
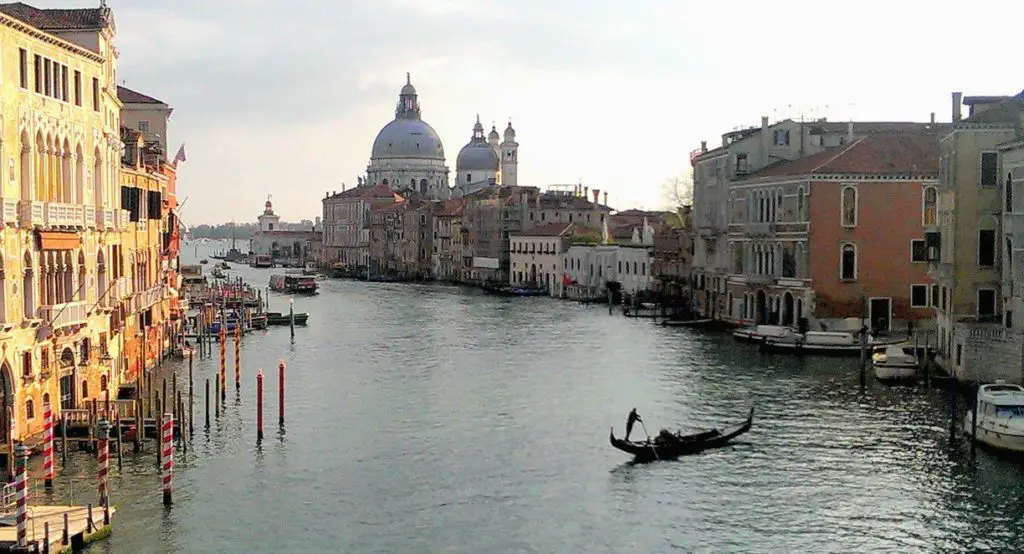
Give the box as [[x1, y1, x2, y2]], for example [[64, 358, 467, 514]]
[[266, 312, 309, 326], [610, 407, 754, 463]]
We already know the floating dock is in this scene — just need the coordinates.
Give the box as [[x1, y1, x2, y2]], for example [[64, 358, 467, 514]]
[[0, 505, 114, 553]]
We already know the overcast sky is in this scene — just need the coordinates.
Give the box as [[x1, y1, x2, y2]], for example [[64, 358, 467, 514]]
[[43, 0, 1024, 225]]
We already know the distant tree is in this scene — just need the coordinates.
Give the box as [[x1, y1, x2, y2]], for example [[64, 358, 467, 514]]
[[661, 172, 694, 209]]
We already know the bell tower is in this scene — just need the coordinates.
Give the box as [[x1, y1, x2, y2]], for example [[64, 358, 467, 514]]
[[500, 119, 518, 187]]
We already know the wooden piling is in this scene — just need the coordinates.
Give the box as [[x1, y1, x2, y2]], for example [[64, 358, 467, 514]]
[[172, 374, 178, 422], [179, 392, 187, 457], [43, 403, 54, 489], [278, 360, 285, 427], [215, 378, 220, 419], [62, 512, 68, 545], [205, 379, 210, 429], [162, 379, 168, 421], [235, 324, 241, 393], [60, 415, 68, 464], [256, 369, 264, 442], [289, 300, 295, 340], [188, 351, 195, 437], [43, 521, 50, 554], [115, 411, 123, 472], [219, 326, 227, 404]]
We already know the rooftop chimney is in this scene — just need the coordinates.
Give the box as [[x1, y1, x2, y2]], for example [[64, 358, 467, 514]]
[[930, 112, 936, 124], [592, 189, 600, 204], [847, 121, 853, 142], [700, 140, 707, 153], [603, 191, 608, 206], [952, 91, 963, 122], [584, 186, 589, 200], [761, 116, 769, 129]]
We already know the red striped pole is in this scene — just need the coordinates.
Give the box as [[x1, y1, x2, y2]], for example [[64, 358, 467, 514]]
[[278, 360, 285, 427], [219, 327, 226, 403], [43, 403, 54, 489], [97, 419, 110, 524], [14, 443, 28, 549], [234, 324, 241, 392], [256, 370, 264, 442], [162, 413, 173, 506]]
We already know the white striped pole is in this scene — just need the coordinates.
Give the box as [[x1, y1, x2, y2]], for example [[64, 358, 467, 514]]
[[14, 443, 28, 549], [97, 418, 110, 525], [161, 413, 173, 506], [43, 403, 54, 489]]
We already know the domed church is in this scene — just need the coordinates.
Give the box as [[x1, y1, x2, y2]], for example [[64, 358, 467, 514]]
[[366, 74, 451, 200], [452, 115, 519, 198]]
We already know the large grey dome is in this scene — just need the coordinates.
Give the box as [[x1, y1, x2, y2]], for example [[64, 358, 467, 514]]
[[371, 119, 445, 160]]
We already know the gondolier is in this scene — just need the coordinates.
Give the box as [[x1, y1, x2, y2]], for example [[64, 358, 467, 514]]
[[625, 408, 642, 441]]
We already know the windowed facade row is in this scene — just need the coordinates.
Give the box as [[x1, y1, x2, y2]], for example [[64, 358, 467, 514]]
[[730, 186, 807, 224], [18, 47, 99, 111], [839, 184, 937, 228], [730, 241, 808, 279]]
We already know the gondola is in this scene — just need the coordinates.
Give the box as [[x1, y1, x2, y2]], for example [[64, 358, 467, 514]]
[[609, 407, 754, 462]]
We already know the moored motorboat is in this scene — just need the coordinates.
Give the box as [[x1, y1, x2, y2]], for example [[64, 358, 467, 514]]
[[873, 344, 919, 385], [661, 317, 716, 328], [609, 407, 754, 462], [964, 381, 1024, 452], [761, 330, 905, 357], [733, 324, 791, 343]]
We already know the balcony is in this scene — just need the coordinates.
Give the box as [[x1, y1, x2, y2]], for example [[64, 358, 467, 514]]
[[746, 222, 776, 237], [95, 208, 115, 230], [134, 285, 164, 311], [43, 202, 85, 229], [0, 199, 16, 226], [18, 200, 44, 228], [102, 277, 130, 307], [747, 273, 775, 285], [37, 301, 88, 330], [84, 206, 96, 230]]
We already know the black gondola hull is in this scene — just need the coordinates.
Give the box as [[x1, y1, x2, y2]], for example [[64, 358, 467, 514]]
[[609, 407, 753, 463]]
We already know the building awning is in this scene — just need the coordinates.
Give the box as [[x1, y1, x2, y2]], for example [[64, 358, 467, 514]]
[[38, 231, 81, 251]]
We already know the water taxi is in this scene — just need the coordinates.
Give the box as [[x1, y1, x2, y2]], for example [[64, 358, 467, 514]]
[[269, 274, 319, 295], [964, 381, 1024, 452]]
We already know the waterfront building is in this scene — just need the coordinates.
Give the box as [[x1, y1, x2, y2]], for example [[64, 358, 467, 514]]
[[432, 199, 464, 281], [321, 183, 402, 271], [366, 74, 450, 200], [932, 92, 1024, 381], [650, 207, 694, 296], [691, 116, 948, 321], [249, 197, 318, 265], [0, 2, 125, 446], [117, 85, 172, 155], [509, 222, 574, 295], [118, 128, 173, 387], [367, 196, 433, 280], [726, 132, 941, 333]]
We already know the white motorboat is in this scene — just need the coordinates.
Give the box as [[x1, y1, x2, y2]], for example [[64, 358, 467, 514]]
[[732, 324, 791, 343], [964, 381, 1024, 452], [761, 329, 906, 357], [872, 344, 918, 384]]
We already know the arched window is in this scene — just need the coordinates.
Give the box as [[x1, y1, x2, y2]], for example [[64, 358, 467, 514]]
[[923, 186, 938, 226], [775, 189, 783, 222], [840, 243, 857, 280], [841, 186, 857, 227], [22, 251, 34, 320], [25, 398, 34, 420]]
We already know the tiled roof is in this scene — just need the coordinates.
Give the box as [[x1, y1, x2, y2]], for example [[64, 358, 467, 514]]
[[333, 183, 400, 200], [435, 198, 464, 217], [515, 222, 573, 237], [117, 86, 165, 105], [743, 133, 941, 180], [0, 2, 109, 30]]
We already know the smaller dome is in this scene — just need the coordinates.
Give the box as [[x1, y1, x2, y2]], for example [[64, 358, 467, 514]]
[[504, 120, 516, 139], [488, 124, 500, 141], [400, 72, 416, 96], [457, 142, 499, 172]]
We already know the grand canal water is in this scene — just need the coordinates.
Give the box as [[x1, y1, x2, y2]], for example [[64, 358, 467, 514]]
[[27, 242, 1024, 552]]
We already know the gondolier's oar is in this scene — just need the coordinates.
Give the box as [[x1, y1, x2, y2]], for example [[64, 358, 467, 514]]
[[640, 421, 652, 441]]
